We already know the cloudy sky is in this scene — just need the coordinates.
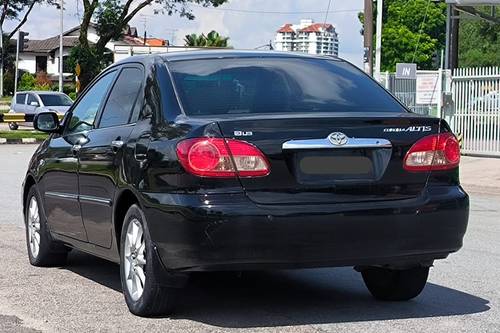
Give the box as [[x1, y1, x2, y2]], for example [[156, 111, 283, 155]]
[[3, 0, 364, 67]]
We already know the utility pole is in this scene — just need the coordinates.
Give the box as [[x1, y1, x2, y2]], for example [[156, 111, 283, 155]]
[[363, 0, 374, 76], [59, 0, 64, 92], [374, 0, 383, 81], [0, 25, 3, 97], [14, 32, 20, 94]]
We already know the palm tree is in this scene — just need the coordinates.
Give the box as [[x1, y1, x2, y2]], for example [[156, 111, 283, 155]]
[[204, 31, 229, 47], [184, 34, 207, 47], [184, 31, 230, 48]]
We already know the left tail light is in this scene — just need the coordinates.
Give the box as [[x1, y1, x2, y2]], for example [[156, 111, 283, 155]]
[[176, 138, 270, 178], [404, 132, 461, 172]]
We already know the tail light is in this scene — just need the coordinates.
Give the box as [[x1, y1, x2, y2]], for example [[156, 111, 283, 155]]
[[404, 132, 460, 172], [176, 138, 270, 178]]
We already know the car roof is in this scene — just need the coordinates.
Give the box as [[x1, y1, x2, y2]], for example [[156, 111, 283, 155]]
[[16, 91, 68, 95], [113, 49, 344, 66]]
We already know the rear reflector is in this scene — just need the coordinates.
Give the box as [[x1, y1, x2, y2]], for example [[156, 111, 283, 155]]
[[176, 138, 270, 178], [404, 132, 460, 172]]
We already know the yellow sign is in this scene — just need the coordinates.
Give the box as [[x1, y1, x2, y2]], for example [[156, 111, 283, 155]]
[[75, 63, 81, 76]]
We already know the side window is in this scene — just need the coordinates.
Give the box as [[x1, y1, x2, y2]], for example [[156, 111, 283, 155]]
[[98, 67, 143, 128], [27, 94, 38, 106], [16, 93, 26, 104], [66, 71, 117, 134]]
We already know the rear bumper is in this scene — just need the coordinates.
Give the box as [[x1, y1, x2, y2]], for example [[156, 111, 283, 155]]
[[141, 185, 469, 271]]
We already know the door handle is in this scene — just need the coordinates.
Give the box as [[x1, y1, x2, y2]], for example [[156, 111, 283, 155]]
[[72, 144, 81, 156], [111, 140, 124, 152]]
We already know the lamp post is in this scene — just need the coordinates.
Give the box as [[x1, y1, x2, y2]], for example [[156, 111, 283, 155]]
[[59, 0, 63, 92]]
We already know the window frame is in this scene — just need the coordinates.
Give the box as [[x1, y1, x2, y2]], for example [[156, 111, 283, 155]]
[[94, 64, 145, 130], [63, 68, 119, 136]]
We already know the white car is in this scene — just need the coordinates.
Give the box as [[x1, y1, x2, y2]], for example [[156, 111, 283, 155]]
[[8, 91, 73, 130]]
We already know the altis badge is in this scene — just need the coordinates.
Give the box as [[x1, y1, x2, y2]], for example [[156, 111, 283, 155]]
[[383, 126, 432, 133]]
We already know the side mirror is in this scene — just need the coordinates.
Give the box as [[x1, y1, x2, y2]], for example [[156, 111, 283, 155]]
[[30, 101, 39, 107], [34, 112, 60, 133]]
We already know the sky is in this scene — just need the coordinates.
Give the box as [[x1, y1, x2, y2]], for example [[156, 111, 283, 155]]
[[3, 0, 364, 67]]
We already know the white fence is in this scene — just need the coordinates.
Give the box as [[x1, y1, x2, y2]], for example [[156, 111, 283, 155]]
[[451, 67, 500, 157]]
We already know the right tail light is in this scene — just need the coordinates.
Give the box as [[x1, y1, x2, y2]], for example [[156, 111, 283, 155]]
[[404, 132, 460, 172]]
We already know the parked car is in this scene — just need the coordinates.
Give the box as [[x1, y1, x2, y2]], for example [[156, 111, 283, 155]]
[[8, 91, 73, 130], [23, 51, 469, 317]]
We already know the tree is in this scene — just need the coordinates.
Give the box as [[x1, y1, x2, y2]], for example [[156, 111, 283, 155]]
[[458, 6, 500, 67], [73, 0, 228, 91], [359, 0, 446, 71], [1, 0, 53, 95], [0, 0, 49, 40], [184, 30, 229, 47]]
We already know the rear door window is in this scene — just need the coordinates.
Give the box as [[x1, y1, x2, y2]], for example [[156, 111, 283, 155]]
[[98, 67, 143, 128], [168, 57, 404, 116]]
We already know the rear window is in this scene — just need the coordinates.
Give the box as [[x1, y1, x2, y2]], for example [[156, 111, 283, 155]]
[[168, 57, 403, 116], [16, 93, 26, 104]]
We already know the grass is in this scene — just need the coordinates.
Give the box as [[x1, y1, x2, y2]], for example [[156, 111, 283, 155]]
[[0, 130, 48, 140]]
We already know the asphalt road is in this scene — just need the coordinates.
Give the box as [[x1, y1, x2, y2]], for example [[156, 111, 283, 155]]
[[0, 144, 498, 332]]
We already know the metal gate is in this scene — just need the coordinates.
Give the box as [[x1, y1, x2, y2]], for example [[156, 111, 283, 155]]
[[451, 67, 500, 157], [382, 71, 442, 116]]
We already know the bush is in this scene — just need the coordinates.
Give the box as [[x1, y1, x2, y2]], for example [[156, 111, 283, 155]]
[[68, 92, 77, 100], [63, 83, 76, 95], [18, 72, 36, 91]]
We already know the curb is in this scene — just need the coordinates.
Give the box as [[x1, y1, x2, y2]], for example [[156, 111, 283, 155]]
[[0, 138, 43, 144]]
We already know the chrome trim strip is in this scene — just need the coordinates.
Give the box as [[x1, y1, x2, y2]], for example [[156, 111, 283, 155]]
[[282, 137, 392, 150], [45, 191, 78, 200], [44, 191, 112, 206], [79, 195, 112, 206]]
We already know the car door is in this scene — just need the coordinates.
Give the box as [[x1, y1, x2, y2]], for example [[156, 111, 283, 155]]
[[25, 93, 39, 114], [41, 70, 118, 241], [78, 65, 144, 248], [13, 93, 27, 113]]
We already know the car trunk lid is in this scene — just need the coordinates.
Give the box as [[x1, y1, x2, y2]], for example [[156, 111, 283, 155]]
[[216, 112, 440, 205]]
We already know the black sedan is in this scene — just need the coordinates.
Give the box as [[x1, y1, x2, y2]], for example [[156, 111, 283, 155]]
[[23, 50, 469, 317]]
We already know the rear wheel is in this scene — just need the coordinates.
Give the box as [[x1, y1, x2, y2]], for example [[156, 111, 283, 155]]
[[25, 186, 68, 266], [361, 266, 429, 301], [8, 122, 18, 130], [120, 204, 178, 317]]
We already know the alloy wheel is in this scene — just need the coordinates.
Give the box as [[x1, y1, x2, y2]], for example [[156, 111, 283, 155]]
[[123, 218, 147, 301], [27, 196, 41, 258]]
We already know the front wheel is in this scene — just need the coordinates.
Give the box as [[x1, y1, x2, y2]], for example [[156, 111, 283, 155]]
[[361, 266, 429, 301], [9, 122, 18, 130], [25, 186, 69, 266], [120, 204, 178, 317]]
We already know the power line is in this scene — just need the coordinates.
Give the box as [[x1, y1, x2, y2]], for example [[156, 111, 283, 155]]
[[323, 0, 333, 27], [412, 0, 432, 63], [189, 4, 361, 15]]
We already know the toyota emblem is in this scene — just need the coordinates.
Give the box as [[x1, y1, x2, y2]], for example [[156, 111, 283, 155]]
[[328, 132, 348, 146]]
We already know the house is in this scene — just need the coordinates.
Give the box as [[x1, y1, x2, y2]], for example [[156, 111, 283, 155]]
[[274, 19, 339, 56], [15, 24, 176, 81]]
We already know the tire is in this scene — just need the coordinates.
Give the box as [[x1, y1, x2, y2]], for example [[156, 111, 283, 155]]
[[120, 204, 178, 317], [361, 266, 429, 301], [9, 122, 18, 130], [25, 186, 69, 267]]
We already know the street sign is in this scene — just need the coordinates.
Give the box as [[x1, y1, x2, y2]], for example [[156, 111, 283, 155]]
[[75, 63, 81, 76], [416, 74, 439, 105], [395, 63, 417, 79]]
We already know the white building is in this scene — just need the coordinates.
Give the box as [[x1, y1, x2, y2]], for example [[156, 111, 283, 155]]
[[14, 24, 179, 82], [275, 19, 339, 56]]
